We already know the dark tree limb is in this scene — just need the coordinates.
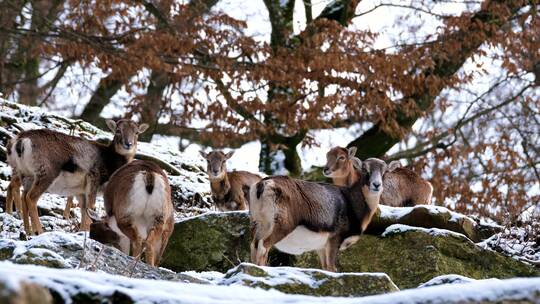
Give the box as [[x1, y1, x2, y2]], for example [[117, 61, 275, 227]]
[[79, 73, 124, 124], [348, 0, 530, 160]]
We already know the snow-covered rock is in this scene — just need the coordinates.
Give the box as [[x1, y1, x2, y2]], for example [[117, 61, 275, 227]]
[[221, 263, 399, 297], [418, 274, 480, 288], [0, 231, 205, 283], [368, 205, 502, 242], [296, 224, 538, 289], [165, 212, 538, 289], [1, 262, 540, 304]]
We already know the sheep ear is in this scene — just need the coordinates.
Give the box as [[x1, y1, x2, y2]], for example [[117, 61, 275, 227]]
[[347, 147, 357, 159], [106, 119, 117, 133], [388, 160, 401, 172], [138, 123, 149, 134], [87, 209, 101, 223], [224, 151, 234, 160], [199, 151, 209, 159], [351, 157, 362, 170]]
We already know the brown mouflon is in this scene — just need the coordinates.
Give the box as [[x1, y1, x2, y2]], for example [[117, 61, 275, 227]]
[[7, 119, 148, 235], [249, 157, 392, 272], [324, 146, 433, 207], [200, 150, 261, 211], [88, 160, 174, 267]]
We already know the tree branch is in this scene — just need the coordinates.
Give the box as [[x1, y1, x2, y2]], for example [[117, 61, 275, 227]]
[[348, 0, 530, 160], [388, 84, 533, 161]]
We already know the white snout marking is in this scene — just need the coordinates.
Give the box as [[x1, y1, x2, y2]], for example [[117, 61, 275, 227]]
[[275, 226, 330, 255]]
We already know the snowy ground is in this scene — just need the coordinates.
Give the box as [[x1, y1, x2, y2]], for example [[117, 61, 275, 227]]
[[1, 261, 539, 304]]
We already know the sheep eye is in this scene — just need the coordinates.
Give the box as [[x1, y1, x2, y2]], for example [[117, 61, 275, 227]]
[[338, 156, 345, 161]]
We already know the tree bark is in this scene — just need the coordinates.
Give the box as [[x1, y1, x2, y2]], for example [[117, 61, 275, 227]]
[[139, 70, 169, 142], [79, 73, 124, 124], [259, 132, 305, 176]]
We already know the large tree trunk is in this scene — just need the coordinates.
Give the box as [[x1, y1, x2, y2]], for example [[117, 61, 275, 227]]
[[139, 70, 169, 142], [19, 0, 63, 106], [79, 73, 124, 125], [259, 132, 304, 176]]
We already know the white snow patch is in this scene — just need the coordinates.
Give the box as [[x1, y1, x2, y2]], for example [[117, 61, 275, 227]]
[[382, 224, 468, 240], [1, 262, 540, 303]]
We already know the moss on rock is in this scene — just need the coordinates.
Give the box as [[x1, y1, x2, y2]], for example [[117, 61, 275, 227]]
[[163, 212, 538, 289], [295, 228, 539, 289], [161, 211, 252, 273]]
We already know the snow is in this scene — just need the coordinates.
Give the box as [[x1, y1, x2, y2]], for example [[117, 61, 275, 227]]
[[1, 261, 540, 303], [182, 271, 225, 284], [221, 263, 392, 289], [378, 204, 496, 229], [477, 227, 540, 266], [382, 224, 469, 240], [417, 274, 485, 288], [177, 209, 248, 223]]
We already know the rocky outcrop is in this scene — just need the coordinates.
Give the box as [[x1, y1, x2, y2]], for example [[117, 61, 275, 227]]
[[220, 263, 399, 297], [0, 231, 204, 283], [163, 212, 539, 289], [1, 261, 540, 304], [295, 225, 539, 289], [367, 205, 501, 242]]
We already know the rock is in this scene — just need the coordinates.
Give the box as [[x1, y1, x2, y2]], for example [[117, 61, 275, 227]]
[[220, 263, 399, 297], [294, 224, 540, 289], [161, 211, 251, 273], [0, 232, 205, 283], [162, 210, 529, 286], [0, 280, 53, 304], [2, 261, 540, 304], [367, 205, 502, 242]]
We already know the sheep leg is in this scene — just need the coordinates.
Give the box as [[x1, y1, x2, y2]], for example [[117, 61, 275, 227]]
[[21, 190, 32, 234], [5, 178, 14, 214], [316, 249, 327, 270], [25, 171, 58, 235], [80, 180, 98, 231], [155, 220, 174, 266], [119, 219, 143, 258], [324, 237, 341, 272], [63, 196, 74, 220], [145, 228, 160, 267], [12, 179, 23, 218]]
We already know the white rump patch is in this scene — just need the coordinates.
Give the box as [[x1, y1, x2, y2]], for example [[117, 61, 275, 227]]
[[13, 138, 34, 174], [275, 226, 329, 255], [128, 172, 167, 240]]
